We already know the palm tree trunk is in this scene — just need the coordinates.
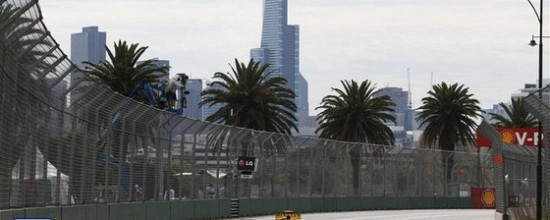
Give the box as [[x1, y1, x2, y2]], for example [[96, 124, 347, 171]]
[[441, 149, 454, 196], [239, 132, 254, 198], [349, 147, 361, 195]]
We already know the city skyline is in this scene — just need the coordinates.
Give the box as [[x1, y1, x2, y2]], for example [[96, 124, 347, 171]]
[[41, 0, 550, 114]]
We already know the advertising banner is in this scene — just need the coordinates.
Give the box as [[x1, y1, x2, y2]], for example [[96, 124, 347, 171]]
[[471, 187, 496, 209], [476, 127, 543, 147]]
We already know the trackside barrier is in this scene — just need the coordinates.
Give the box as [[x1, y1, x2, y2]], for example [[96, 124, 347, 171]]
[[0, 200, 231, 220], [0, 196, 471, 220]]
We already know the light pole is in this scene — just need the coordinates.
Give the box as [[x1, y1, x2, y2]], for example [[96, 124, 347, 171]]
[[526, 0, 543, 219], [529, 35, 550, 46]]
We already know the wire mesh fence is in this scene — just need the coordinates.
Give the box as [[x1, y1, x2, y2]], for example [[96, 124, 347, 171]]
[[523, 87, 550, 218], [0, 0, 493, 210]]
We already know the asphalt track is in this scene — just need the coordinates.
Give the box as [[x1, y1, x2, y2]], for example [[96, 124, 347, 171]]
[[234, 209, 495, 220]]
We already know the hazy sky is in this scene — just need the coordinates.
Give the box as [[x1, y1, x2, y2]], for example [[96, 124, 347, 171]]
[[40, 0, 550, 114]]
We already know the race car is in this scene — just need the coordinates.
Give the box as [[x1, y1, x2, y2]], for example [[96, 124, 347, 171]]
[[275, 210, 301, 220]]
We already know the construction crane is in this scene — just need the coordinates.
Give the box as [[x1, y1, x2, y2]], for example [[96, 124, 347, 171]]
[[95, 73, 191, 193], [128, 73, 190, 114]]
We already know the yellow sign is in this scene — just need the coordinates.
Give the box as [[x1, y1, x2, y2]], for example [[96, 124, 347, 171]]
[[481, 188, 496, 207]]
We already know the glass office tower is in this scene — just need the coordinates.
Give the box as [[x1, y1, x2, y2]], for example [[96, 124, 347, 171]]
[[251, 0, 309, 125]]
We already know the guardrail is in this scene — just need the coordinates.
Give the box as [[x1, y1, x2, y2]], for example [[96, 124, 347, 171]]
[[0, 196, 472, 220]]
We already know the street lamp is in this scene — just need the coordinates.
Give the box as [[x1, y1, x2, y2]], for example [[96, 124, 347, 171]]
[[526, 0, 543, 219], [529, 35, 550, 46]]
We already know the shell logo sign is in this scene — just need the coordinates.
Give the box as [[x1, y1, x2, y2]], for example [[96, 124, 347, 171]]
[[471, 187, 496, 209], [476, 127, 543, 147], [500, 130, 515, 144], [481, 188, 496, 207]]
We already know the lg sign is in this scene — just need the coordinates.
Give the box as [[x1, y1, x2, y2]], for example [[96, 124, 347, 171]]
[[237, 156, 257, 172], [476, 127, 544, 147]]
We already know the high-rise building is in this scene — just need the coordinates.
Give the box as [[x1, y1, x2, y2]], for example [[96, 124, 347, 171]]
[[70, 26, 106, 68], [253, 0, 287, 79], [47, 79, 68, 136], [376, 87, 413, 147], [184, 79, 203, 120], [295, 73, 309, 124], [377, 87, 410, 126], [70, 26, 106, 103], [251, 0, 309, 126], [201, 82, 225, 121], [137, 59, 170, 82]]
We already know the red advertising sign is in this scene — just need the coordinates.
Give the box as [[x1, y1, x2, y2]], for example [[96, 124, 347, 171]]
[[471, 187, 496, 209], [476, 127, 544, 147]]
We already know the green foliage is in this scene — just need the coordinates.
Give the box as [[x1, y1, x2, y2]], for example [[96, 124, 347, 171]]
[[416, 82, 483, 151], [489, 97, 538, 128], [80, 40, 168, 162], [82, 40, 168, 98], [315, 79, 396, 144], [200, 58, 298, 135], [315, 79, 395, 194]]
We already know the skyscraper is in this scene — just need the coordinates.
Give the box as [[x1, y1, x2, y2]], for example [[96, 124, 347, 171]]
[[70, 26, 106, 67], [70, 26, 106, 103], [295, 73, 309, 123], [251, 0, 309, 126], [376, 87, 410, 127], [201, 82, 225, 121], [184, 79, 203, 120], [376, 87, 414, 147]]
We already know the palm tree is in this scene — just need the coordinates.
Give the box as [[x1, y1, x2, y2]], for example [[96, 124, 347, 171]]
[[82, 40, 168, 98], [200, 58, 298, 135], [1, 4, 57, 207], [316, 79, 396, 194], [489, 97, 538, 128], [415, 82, 483, 181], [200, 58, 297, 197], [81, 40, 168, 161]]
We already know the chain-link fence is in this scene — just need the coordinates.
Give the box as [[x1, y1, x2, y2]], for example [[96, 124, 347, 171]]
[[478, 119, 541, 217], [523, 87, 550, 218], [0, 0, 493, 210]]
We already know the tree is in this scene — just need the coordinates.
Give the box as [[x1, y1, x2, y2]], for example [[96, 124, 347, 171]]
[[1, 4, 56, 207], [81, 40, 168, 160], [489, 97, 538, 128], [200, 58, 297, 197], [82, 40, 168, 98], [200, 58, 298, 135], [415, 82, 483, 181], [315, 79, 396, 194]]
